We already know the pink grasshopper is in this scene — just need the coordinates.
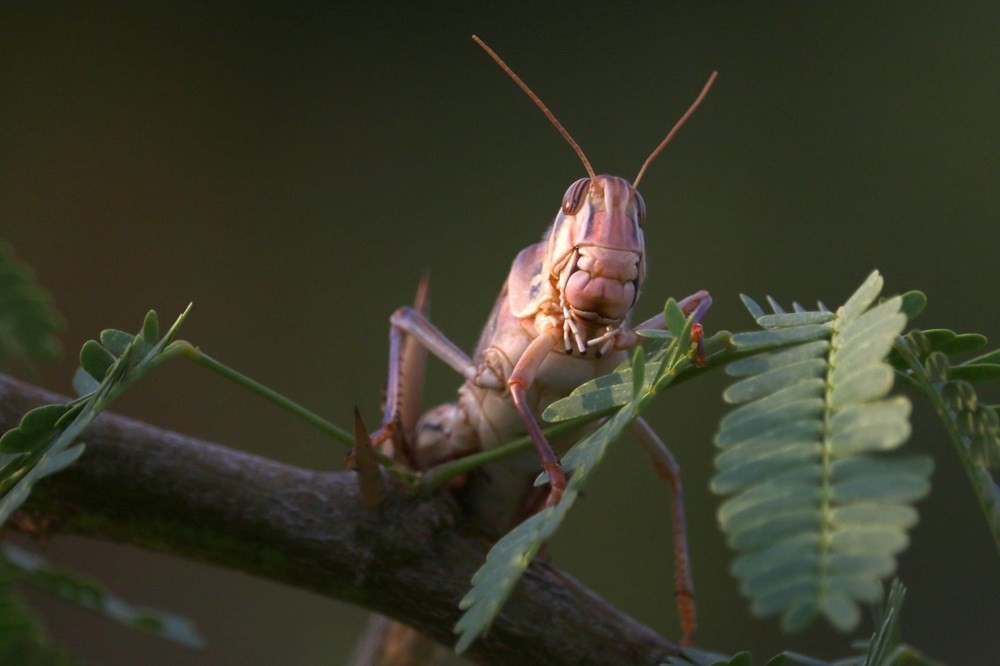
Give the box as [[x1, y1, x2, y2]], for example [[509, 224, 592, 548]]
[[363, 36, 715, 646]]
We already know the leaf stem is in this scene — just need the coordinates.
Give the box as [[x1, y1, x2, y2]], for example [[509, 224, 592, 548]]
[[170, 342, 354, 448], [421, 416, 597, 491]]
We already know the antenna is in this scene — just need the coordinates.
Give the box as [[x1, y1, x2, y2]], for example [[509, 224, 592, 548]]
[[631, 71, 717, 192], [472, 35, 598, 184]]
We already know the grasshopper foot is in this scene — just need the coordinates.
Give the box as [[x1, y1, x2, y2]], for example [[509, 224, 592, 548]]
[[543, 462, 567, 507], [690, 322, 706, 368]]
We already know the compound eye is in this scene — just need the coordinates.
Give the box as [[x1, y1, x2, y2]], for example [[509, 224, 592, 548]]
[[561, 178, 591, 215], [633, 190, 646, 227]]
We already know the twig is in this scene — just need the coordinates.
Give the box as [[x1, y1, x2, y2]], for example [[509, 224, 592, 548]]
[[0, 374, 677, 665]]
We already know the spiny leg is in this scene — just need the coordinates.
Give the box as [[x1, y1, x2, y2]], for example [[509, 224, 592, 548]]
[[629, 416, 697, 646], [370, 277, 477, 465], [508, 330, 566, 506], [372, 275, 430, 464], [396, 275, 431, 454]]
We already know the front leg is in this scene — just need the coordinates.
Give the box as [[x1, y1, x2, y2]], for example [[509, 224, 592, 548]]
[[371, 292, 478, 464], [507, 328, 567, 507]]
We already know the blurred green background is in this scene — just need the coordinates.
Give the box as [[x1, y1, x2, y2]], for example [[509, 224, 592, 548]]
[[1, 3, 997, 664]]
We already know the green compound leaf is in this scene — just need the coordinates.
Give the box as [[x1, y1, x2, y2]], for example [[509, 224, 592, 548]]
[[0, 568, 79, 664], [0, 242, 63, 371], [543, 330, 731, 424], [454, 404, 636, 653], [1, 543, 203, 649], [0, 306, 192, 527], [713, 271, 932, 634], [893, 329, 1000, 555]]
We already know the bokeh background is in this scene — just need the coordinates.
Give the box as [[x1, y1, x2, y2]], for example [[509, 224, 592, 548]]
[[2, 3, 997, 664]]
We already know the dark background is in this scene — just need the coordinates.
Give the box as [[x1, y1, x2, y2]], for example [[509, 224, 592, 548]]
[[2, 3, 997, 664]]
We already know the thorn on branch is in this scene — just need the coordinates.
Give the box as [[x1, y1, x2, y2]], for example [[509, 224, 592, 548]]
[[351, 406, 386, 512]]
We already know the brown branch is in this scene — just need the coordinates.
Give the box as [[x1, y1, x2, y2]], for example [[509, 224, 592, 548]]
[[0, 374, 678, 665]]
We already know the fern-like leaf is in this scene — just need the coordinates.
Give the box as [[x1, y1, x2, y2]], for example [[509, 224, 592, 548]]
[[892, 329, 1000, 553], [0, 307, 191, 526], [0, 568, 78, 665], [542, 328, 732, 424], [1, 543, 203, 648], [453, 402, 637, 653], [713, 271, 932, 633], [0, 241, 63, 371]]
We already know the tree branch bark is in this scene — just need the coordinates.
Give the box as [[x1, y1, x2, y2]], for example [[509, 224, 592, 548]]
[[0, 374, 678, 665]]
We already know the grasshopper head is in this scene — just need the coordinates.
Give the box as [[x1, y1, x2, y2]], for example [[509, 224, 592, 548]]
[[545, 175, 647, 328]]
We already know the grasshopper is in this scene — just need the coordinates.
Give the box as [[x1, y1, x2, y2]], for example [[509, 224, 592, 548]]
[[359, 36, 715, 654]]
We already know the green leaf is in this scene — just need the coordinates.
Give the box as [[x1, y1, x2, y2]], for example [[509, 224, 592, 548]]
[[893, 335, 1000, 555], [454, 404, 636, 652], [863, 579, 904, 666], [71, 367, 100, 397], [713, 271, 931, 634], [665, 298, 686, 337], [636, 328, 673, 338], [541, 384, 627, 421], [0, 308, 192, 528], [0, 568, 79, 664], [966, 348, 1000, 366], [0, 429, 57, 455], [901, 328, 990, 364], [0, 404, 70, 455], [52, 402, 86, 430], [922, 352, 950, 381], [732, 324, 833, 350], [949, 364, 1000, 383], [664, 646, 737, 666], [0, 242, 64, 371], [99, 329, 134, 354], [936, 333, 988, 355], [723, 359, 828, 404], [142, 310, 160, 344], [631, 346, 646, 400], [543, 353, 675, 422], [766, 296, 787, 315], [2, 543, 204, 648], [740, 294, 767, 321], [898, 290, 926, 322], [78, 340, 116, 381], [18, 405, 69, 434], [921, 329, 956, 347], [757, 312, 836, 328], [838, 270, 883, 322], [726, 341, 830, 378], [728, 653, 755, 666]]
